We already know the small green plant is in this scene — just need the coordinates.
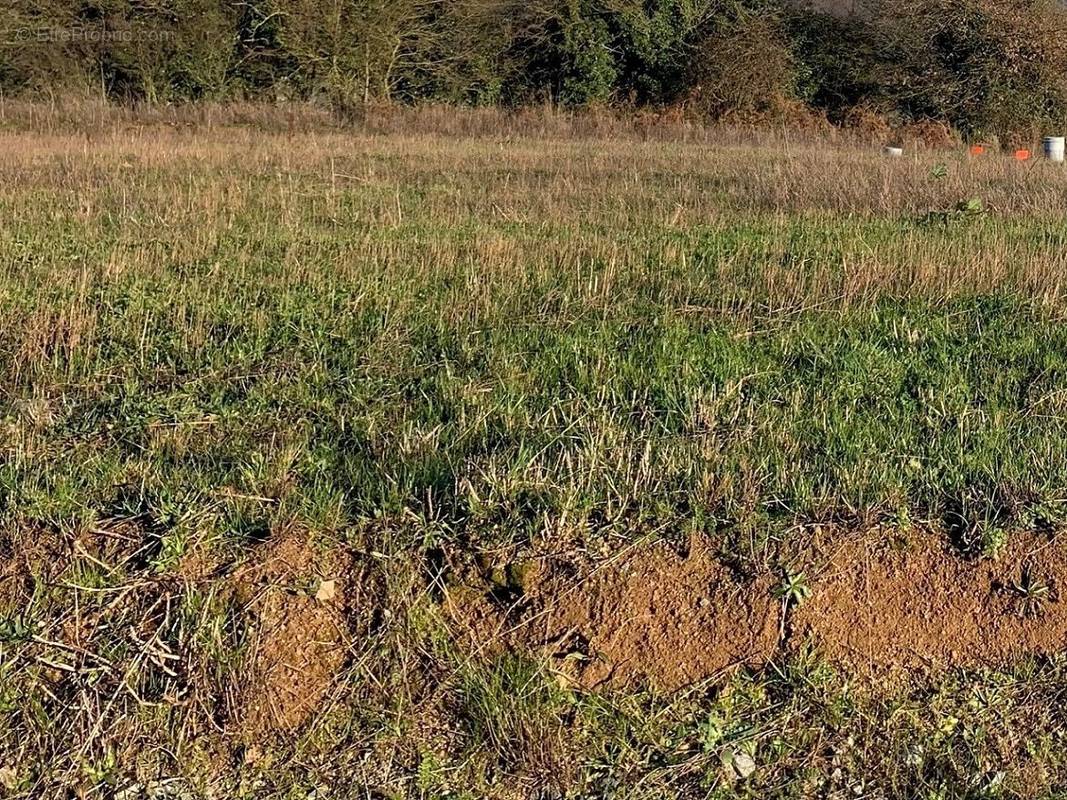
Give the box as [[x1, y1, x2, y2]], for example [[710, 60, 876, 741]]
[[890, 505, 912, 531], [81, 748, 119, 788], [776, 570, 812, 607], [929, 162, 948, 180], [1022, 500, 1063, 532], [980, 526, 1008, 559], [0, 615, 32, 643], [415, 749, 446, 793], [700, 712, 726, 751], [919, 196, 986, 226], [1011, 568, 1050, 617]]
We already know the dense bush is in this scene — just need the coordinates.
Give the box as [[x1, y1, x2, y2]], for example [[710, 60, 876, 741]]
[[1, 0, 1066, 136], [875, 0, 1067, 139], [784, 8, 887, 120], [686, 1, 798, 118]]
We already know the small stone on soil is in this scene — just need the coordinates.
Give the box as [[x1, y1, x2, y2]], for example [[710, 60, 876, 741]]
[[732, 751, 757, 779], [315, 579, 338, 602]]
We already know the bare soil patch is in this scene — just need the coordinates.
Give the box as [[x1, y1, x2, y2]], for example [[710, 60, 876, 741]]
[[449, 529, 1067, 692], [231, 529, 355, 738], [794, 530, 1067, 675], [469, 535, 781, 692]]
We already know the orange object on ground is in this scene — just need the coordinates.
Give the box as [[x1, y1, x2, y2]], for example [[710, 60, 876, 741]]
[[969, 144, 986, 155], [1014, 149, 1031, 161]]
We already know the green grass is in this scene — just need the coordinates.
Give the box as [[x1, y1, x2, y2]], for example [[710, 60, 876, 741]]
[[3, 219, 1065, 553], [3, 121, 1067, 797]]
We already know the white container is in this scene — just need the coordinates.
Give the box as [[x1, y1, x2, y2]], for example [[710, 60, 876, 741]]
[[1043, 136, 1065, 162], [883, 146, 903, 157]]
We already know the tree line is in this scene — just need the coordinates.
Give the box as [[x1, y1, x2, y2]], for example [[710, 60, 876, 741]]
[[2, 0, 1067, 138]]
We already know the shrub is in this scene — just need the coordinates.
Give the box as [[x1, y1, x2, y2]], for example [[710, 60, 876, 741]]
[[609, 0, 719, 105], [686, 2, 799, 119], [784, 7, 887, 122], [874, 0, 1067, 138]]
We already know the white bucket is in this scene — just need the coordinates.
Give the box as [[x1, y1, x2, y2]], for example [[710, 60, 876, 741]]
[[1043, 136, 1065, 162], [883, 146, 903, 157]]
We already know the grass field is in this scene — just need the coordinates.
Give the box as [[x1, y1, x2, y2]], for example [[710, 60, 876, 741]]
[[4, 106, 1067, 798]]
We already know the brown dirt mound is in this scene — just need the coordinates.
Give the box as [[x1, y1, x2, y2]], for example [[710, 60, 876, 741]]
[[794, 530, 1067, 675], [446, 529, 1067, 693], [520, 535, 780, 692], [232, 529, 354, 738]]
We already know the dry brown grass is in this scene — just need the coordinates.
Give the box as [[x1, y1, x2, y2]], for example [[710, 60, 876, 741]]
[[1, 108, 1065, 330], [0, 92, 966, 146]]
